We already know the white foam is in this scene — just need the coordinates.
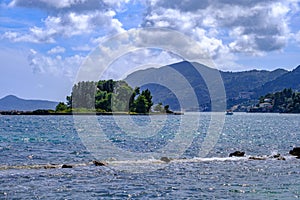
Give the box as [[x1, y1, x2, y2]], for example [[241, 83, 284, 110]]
[[107, 156, 249, 166]]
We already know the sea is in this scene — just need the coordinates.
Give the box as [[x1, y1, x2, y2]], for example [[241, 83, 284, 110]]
[[0, 112, 299, 199]]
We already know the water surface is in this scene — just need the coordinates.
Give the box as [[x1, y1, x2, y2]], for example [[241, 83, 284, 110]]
[[0, 113, 299, 199]]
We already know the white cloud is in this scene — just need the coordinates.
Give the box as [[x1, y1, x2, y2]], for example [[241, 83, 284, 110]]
[[2, 29, 56, 43], [10, 0, 105, 10], [47, 46, 66, 54], [143, 0, 299, 68], [4, 0, 125, 43], [293, 31, 300, 43], [104, 48, 183, 80], [72, 44, 93, 51], [3, 11, 124, 43], [10, 0, 131, 11], [28, 49, 85, 80]]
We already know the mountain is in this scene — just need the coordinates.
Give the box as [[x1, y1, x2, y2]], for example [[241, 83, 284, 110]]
[[125, 61, 289, 111], [0, 95, 58, 111], [254, 65, 300, 96], [221, 68, 288, 99]]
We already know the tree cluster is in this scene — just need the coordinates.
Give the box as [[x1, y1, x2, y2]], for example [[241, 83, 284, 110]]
[[56, 80, 161, 114], [259, 88, 300, 113]]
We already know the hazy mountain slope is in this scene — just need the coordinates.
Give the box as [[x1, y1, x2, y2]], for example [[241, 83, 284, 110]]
[[254, 65, 300, 96], [0, 95, 58, 111], [125, 61, 288, 111]]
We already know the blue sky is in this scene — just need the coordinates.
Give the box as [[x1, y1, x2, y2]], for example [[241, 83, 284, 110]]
[[0, 0, 300, 101]]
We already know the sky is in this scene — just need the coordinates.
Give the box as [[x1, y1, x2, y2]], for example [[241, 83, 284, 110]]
[[0, 0, 300, 101]]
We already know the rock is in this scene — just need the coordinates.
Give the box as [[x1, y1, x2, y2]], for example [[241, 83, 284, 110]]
[[277, 156, 286, 161], [93, 160, 107, 166], [61, 164, 73, 168], [289, 147, 300, 156], [229, 151, 245, 157], [269, 153, 281, 158], [160, 157, 172, 163]]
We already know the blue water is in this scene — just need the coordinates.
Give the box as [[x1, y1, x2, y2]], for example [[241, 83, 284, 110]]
[[0, 113, 300, 199]]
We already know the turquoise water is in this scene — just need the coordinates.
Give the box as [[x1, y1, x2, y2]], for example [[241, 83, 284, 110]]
[[0, 113, 300, 199]]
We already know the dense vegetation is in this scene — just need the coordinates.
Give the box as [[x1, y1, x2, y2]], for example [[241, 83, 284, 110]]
[[56, 80, 169, 114], [250, 88, 300, 113]]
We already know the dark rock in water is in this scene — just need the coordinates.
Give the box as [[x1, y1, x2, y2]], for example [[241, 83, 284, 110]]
[[277, 156, 286, 161], [296, 156, 300, 159], [269, 154, 285, 160], [61, 164, 73, 168], [289, 147, 300, 156], [93, 160, 107, 166], [270, 153, 281, 158], [160, 157, 171, 163], [229, 151, 245, 157]]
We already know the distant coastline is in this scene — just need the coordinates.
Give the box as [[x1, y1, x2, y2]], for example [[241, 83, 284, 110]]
[[0, 110, 183, 116]]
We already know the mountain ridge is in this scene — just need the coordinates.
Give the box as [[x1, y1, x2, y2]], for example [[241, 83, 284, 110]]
[[125, 61, 296, 111], [0, 95, 58, 111]]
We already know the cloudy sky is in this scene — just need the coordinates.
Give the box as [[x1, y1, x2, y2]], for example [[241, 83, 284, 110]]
[[1, 0, 300, 101]]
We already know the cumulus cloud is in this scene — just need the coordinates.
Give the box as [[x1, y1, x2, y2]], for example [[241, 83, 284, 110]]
[[72, 44, 93, 51], [294, 31, 300, 43], [3, 0, 300, 73], [104, 48, 183, 80], [4, 0, 126, 43], [10, 0, 105, 11], [2, 29, 56, 43], [28, 49, 84, 79], [47, 46, 66, 54], [143, 0, 299, 67]]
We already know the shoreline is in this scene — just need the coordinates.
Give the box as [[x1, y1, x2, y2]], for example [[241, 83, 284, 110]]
[[0, 111, 184, 116]]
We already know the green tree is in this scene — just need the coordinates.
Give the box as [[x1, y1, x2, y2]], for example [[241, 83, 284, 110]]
[[164, 104, 173, 113], [140, 89, 153, 112], [55, 102, 68, 112], [66, 96, 72, 108], [153, 103, 164, 112], [134, 95, 148, 113], [71, 81, 96, 109], [112, 81, 134, 112], [66, 79, 158, 114], [129, 87, 140, 112]]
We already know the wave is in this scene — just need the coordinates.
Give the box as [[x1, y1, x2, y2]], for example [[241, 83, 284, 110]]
[[108, 155, 294, 165], [0, 155, 296, 171]]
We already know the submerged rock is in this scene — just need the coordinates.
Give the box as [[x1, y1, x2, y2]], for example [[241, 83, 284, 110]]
[[43, 164, 58, 169], [269, 154, 286, 160], [229, 151, 245, 157], [249, 156, 266, 160], [277, 156, 286, 161], [160, 157, 172, 163], [92, 160, 107, 166], [269, 153, 281, 158], [289, 147, 300, 157]]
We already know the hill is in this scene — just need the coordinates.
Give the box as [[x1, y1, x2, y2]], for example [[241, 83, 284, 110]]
[[125, 61, 289, 111], [254, 65, 300, 96], [0, 95, 58, 111]]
